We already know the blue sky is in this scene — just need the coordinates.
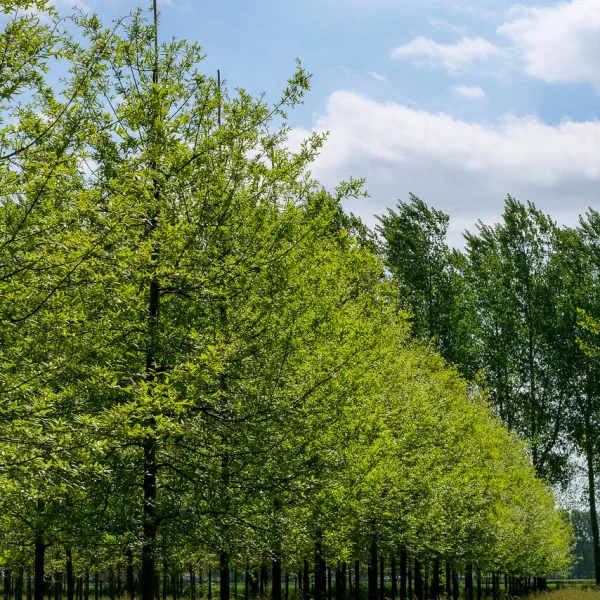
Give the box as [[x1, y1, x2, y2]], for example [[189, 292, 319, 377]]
[[57, 0, 600, 245]]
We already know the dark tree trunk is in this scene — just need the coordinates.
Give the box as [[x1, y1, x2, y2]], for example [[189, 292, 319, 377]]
[[464, 566, 473, 600], [272, 557, 282, 600], [250, 571, 258, 598], [6, 570, 12, 600], [379, 559, 384, 600], [208, 571, 211, 600], [315, 537, 326, 600], [17, 567, 24, 600], [27, 569, 32, 600], [327, 568, 331, 600], [141, 431, 157, 600], [303, 562, 309, 600], [451, 572, 458, 600], [399, 551, 406, 600], [126, 552, 134, 600], [244, 567, 249, 600], [391, 557, 397, 600], [431, 559, 440, 600], [444, 564, 450, 600], [108, 567, 115, 600], [94, 575, 98, 600], [259, 566, 265, 597], [190, 568, 195, 600], [354, 562, 360, 600], [407, 569, 412, 600], [368, 540, 377, 600], [341, 564, 346, 600], [220, 554, 230, 600], [348, 570, 351, 600], [34, 535, 45, 600], [413, 561, 422, 600], [66, 552, 73, 600], [476, 573, 481, 600], [584, 413, 600, 585], [285, 574, 289, 600], [535, 578, 546, 592]]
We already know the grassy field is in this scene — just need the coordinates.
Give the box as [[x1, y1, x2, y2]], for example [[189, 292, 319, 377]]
[[530, 588, 600, 600]]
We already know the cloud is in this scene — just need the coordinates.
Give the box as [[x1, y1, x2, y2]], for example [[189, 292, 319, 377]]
[[292, 91, 600, 245], [429, 19, 467, 34], [451, 84, 486, 98], [391, 36, 505, 74], [372, 72, 389, 83], [498, 0, 600, 88], [450, 4, 500, 21]]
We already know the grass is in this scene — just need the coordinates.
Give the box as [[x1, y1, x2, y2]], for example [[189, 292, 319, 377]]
[[533, 588, 600, 600]]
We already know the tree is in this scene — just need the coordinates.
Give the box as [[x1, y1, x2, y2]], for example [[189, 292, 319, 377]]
[[377, 194, 475, 375], [464, 198, 569, 484]]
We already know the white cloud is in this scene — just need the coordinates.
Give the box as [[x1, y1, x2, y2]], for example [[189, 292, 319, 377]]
[[498, 0, 600, 88], [372, 72, 389, 83], [293, 91, 600, 246], [429, 19, 467, 34], [391, 36, 505, 74], [451, 4, 499, 21], [451, 84, 486, 98]]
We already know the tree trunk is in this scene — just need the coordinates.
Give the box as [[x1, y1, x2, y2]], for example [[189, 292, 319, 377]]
[[584, 412, 600, 585], [413, 561, 422, 600], [391, 558, 397, 600], [368, 540, 377, 600], [348, 569, 352, 600], [259, 566, 266, 598], [451, 572, 458, 600], [444, 564, 450, 600], [272, 557, 281, 600], [126, 552, 134, 600], [66, 552, 73, 600], [220, 554, 230, 600], [315, 537, 326, 600], [354, 562, 360, 600], [464, 566, 473, 600], [399, 551, 406, 600], [379, 559, 384, 600], [17, 567, 24, 600], [190, 568, 195, 600], [431, 559, 440, 600], [34, 535, 45, 600], [303, 562, 309, 600]]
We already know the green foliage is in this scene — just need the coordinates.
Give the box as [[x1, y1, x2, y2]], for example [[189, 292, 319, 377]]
[[0, 2, 572, 594]]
